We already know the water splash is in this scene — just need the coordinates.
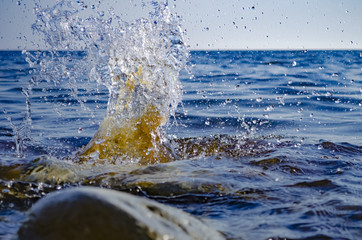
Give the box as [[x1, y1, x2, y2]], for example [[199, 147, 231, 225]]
[[3, 78, 34, 158], [25, 0, 189, 164]]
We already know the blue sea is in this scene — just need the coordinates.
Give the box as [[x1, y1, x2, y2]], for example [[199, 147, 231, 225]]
[[1, 50, 362, 239]]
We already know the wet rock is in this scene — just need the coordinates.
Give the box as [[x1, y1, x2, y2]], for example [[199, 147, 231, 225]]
[[18, 187, 224, 240]]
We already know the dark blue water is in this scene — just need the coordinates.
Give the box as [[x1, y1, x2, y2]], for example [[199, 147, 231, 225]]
[[1, 50, 362, 239]]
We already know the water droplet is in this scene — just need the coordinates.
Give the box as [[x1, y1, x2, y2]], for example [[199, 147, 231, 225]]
[[256, 97, 263, 102], [264, 105, 275, 111]]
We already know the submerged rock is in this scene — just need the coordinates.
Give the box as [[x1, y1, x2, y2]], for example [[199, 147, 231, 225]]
[[18, 187, 224, 240]]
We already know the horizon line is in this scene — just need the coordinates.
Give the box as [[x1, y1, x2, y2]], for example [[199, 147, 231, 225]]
[[1, 48, 361, 52]]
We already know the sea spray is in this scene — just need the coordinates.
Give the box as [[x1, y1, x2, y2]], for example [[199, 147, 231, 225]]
[[3, 77, 34, 158], [25, 0, 189, 164]]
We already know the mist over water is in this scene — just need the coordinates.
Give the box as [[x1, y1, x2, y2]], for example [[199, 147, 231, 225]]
[[0, 1, 362, 240]]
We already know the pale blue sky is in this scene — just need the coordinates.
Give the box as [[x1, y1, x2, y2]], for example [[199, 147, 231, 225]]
[[1, 0, 361, 50]]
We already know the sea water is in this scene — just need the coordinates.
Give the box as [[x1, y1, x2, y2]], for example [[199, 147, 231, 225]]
[[1, 1, 362, 240]]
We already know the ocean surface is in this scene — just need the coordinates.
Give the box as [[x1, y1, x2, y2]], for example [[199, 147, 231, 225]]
[[1, 50, 362, 239]]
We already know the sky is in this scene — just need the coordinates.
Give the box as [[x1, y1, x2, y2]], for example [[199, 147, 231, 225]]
[[0, 0, 361, 50]]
